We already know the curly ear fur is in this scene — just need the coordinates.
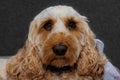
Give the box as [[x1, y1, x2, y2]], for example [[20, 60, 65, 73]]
[[6, 41, 45, 80], [6, 20, 45, 80], [77, 22, 106, 79]]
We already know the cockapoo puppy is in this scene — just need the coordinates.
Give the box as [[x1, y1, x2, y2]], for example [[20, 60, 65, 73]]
[[0, 5, 108, 80]]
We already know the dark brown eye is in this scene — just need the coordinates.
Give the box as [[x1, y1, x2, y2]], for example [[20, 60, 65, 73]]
[[43, 21, 53, 31], [68, 21, 76, 30]]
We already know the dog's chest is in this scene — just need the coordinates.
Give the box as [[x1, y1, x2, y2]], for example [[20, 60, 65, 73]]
[[43, 72, 94, 80], [44, 72, 78, 80]]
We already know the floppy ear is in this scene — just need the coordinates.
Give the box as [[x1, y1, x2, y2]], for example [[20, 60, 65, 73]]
[[6, 20, 45, 79], [77, 20, 106, 79]]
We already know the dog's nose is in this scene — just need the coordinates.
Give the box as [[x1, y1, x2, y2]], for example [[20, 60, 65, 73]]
[[53, 45, 68, 56]]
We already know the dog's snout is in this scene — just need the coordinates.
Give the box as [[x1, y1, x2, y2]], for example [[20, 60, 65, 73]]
[[53, 45, 68, 56]]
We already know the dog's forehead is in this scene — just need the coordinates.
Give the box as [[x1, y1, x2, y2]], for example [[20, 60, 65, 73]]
[[34, 5, 86, 21], [44, 6, 78, 16]]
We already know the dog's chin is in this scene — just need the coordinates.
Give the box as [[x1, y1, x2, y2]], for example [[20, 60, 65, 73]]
[[48, 57, 75, 67], [45, 58, 77, 73]]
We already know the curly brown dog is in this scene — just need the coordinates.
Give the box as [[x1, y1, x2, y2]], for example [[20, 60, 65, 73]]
[[5, 5, 106, 80]]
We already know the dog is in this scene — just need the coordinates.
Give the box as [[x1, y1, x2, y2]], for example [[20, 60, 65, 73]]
[[0, 5, 107, 80]]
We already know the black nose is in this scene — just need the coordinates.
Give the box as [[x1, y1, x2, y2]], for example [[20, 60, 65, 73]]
[[53, 45, 68, 56]]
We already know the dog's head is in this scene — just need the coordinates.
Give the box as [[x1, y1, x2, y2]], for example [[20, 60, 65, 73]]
[[7, 5, 106, 79]]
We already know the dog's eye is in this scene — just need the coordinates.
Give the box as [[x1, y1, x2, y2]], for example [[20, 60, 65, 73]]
[[68, 21, 76, 30], [43, 21, 53, 31]]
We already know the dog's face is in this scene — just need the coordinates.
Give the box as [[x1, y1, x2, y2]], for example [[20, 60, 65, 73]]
[[28, 6, 93, 67]]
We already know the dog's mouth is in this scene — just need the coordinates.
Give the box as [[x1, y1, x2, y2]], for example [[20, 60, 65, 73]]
[[45, 63, 77, 73]]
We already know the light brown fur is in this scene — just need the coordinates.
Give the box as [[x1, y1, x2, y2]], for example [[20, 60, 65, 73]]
[[6, 6, 106, 80]]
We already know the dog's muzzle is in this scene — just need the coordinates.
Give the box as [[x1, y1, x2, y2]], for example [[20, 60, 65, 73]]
[[52, 44, 68, 56]]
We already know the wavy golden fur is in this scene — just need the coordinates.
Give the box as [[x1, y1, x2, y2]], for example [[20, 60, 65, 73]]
[[6, 5, 106, 80]]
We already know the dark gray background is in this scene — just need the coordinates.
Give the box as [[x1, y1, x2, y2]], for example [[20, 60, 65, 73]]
[[0, 0, 120, 68]]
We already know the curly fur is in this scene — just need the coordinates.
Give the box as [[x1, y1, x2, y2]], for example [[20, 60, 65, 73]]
[[6, 5, 106, 80]]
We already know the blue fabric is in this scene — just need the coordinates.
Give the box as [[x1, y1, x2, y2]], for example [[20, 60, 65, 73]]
[[95, 39, 120, 80]]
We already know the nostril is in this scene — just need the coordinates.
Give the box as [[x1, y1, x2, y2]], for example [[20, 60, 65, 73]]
[[53, 45, 68, 56]]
